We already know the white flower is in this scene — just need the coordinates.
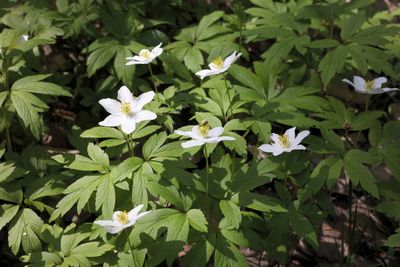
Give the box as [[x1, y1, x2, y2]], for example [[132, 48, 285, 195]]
[[195, 51, 241, 80], [94, 205, 150, 234], [258, 127, 310, 156], [126, 43, 163, 65], [175, 121, 235, 148], [99, 86, 157, 134], [342, 76, 398, 94]]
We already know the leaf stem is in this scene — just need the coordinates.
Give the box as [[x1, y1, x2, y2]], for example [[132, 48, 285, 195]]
[[2, 56, 12, 152], [223, 73, 233, 121], [124, 133, 134, 157], [148, 64, 159, 102], [203, 145, 209, 219], [124, 230, 135, 265]]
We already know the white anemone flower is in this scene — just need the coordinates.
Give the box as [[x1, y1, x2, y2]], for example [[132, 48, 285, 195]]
[[99, 86, 157, 134], [94, 205, 150, 234], [126, 43, 163, 65], [342, 76, 398, 94], [175, 121, 235, 148], [195, 51, 242, 80], [258, 127, 310, 156]]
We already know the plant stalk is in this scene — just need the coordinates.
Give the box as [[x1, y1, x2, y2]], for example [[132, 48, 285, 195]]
[[203, 145, 210, 219], [124, 230, 135, 265], [148, 64, 159, 102], [223, 73, 233, 121]]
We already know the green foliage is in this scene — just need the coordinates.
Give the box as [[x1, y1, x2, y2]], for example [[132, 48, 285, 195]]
[[0, 0, 399, 266]]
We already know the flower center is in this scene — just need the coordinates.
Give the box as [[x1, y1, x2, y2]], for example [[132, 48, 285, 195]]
[[116, 211, 129, 224], [139, 49, 152, 59], [279, 134, 291, 148], [199, 120, 210, 137], [211, 57, 224, 70], [365, 80, 375, 91], [120, 102, 132, 115]]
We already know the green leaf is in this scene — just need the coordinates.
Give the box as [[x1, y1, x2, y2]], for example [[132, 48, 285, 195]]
[[196, 11, 224, 40], [95, 174, 115, 218], [340, 12, 365, 40], [142, 132, 167, 160], [184, 47, 203, 72], [110, 157, 143, 181], [9, 208, 43, 254], [0, 204, 19, 231], [87, 39, 119, 76], [376, 201, 400, 218], [187, 209, 208, 232], [71, 242, 113, 258], [0, 91, 8, 107], [81, 126, 124, 139], [12, 75, 71, 96], [306, 39, 340, 48], [220, 200, 242, 229], [10, 91, 41, 139], [320, 128, 345, 154], [0, 187, 23, 204], [289, 211, 318, 250], [231, 192, 287, 212], [318, 45, 348, 86], [87, 143, 109, 171], [229, 65, 263, 93], [114, 46, 135, 87], [262, 37, 296, 67]]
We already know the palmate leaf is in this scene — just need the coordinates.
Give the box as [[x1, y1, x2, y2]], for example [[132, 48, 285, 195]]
[[12, 75, 71, 96], [8, 208, 44, 254], [318, 45, 348, 86], [10, 91, 42, 139], [86, 37, 119, 76], [114, 45, 135, 87], [0, 204, 19, 231]]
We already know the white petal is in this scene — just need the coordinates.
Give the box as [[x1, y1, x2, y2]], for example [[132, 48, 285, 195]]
[[381, 87, 399, 93], [284, 127, 296, 143], [118, 86, 134, 103], [120, 117, 136, 134], [293, 130, 310, 146], [342, 78, 355, 88], [195, 69, 218, 80], [293, 144, 306, 151], [224, 51, 241, 67], [208, 127, 224, 137], [175, 129, 194, 138], [258, 144, 274, 153], [373, 77, 387, 89], [353, 76, 366, 92], [190, 126, 204, 140], [136, 210, 151, 220], [216, 136, 235, 142], [133, 91, 155, 112], [128, 205, 144, 221], [271, 147, 285, 156], [94, 220, 123, 234], [134, 110, 157, 123], [151, 43, 163, 57], [99, 115, 122, 127], [99, 98, 121, 115], [270, 133, 281, 144], [181, 139, 205, 148]]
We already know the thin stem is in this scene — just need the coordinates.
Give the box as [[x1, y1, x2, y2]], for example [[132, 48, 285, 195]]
[[354, 95, 370, 144], [347, 180, 353, 265], [124, 133, 134, 157], [148, 64, 159, 102], [124, 230, 135, 265], [203, 145, 209, 219], [2, 57, 12, 152], [223, 73, 233, 121]]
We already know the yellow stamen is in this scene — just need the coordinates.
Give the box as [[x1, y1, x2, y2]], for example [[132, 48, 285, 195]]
[[139, 49, 152, 59], [279, 134, 291, 148], [199, 120, 210, 137], [116, 211, 129, 224], [120, 102, 131, 115], [211, 57, 224, 70], [365, 80, 375, 91]]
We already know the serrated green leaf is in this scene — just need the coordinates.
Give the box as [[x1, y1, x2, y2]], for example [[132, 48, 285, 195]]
[[187, 209, 208, 232]]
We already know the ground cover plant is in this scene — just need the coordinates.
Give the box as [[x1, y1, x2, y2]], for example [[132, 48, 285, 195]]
[[0, 0, 400, 266]]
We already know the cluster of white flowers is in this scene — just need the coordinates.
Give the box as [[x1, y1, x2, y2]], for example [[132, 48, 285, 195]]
[[95, 42, 399, 233]]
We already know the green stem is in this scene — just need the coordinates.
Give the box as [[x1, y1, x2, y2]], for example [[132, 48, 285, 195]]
[[124, 133, 134, 157], [354, 95, 370, 144], [203, 145, 209, 219], [148, 64, 159, 102], [124, 230, 135, 265], [347, 180, 353, 265], [223, 73, 233, 121], [2, 58, 12, 152]]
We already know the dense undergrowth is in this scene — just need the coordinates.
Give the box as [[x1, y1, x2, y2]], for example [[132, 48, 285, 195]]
[[0, 0, 400, 266]]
